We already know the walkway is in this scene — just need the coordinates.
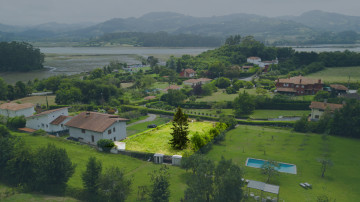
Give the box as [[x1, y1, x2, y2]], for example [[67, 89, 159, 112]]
[[127, 113, 157, 127]]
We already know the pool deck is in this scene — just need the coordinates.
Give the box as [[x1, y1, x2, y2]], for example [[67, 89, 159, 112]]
[[245, 157, 297, 174]]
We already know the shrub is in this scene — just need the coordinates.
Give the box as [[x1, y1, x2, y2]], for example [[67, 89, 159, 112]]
[[97, 139, 115, 152], [6, 116, 26, 129]]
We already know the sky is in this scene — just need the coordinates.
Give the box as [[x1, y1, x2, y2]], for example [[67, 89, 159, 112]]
[[0, 0, 359, 26]]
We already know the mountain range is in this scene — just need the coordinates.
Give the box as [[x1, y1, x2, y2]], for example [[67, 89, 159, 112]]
[[1, 10, 360, 44]]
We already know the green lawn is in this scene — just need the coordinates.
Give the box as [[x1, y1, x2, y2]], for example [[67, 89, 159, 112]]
[[196, 89, 272, 102], [0, 183, 78, 201], [206, 125, 360, 201], [250, 110, 310, 119], [124, 121, 214, 155], [307, 66, 360, 83], [126, 116, 171, 136], [12, 132, 188, 201]]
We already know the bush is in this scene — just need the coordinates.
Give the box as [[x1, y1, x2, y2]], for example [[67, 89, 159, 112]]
[[6, 116, 26, 129], [97, 139, 115, 152], [226, 86, 237, 94]]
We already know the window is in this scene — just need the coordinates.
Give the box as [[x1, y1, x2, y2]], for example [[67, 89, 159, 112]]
[[61, 124, 64, 127], [315, 115, 320, 119], [46, 124, 48, 128], [82, 129, 85, 133], [41, 123, 44, 127], [113, 127, 116, 132], [301, 85, 304, 88], [91, 135, 94, 142], [108, 129, 112, 135], [296, 85, 299, 88], [114, 137, 116, 141]]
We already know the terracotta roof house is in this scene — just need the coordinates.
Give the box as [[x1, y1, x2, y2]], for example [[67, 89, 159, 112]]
[[330, 84, 348, 95], [309, 101, 343, 121], [164, 85, 182, 92], [275, 76, 323, 96], [25, 107, 71, 133], [179, 69, 196, 78], [65, 112, 128, 145], [0, 103, 35, 118], [183, 78, 212, 86]]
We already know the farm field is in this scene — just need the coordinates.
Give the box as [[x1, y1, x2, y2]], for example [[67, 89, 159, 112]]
[[249, 110, 310, 119], [307, 66, 360, 83], [206, 125, 360, 201], [126, 116, 171, 136], [124, 121, 214, 155], [13, 132, 188, 201], [5, 95, 57, 106]]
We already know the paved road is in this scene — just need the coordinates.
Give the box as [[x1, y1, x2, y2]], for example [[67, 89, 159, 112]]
[[127, 113, 157, 127]]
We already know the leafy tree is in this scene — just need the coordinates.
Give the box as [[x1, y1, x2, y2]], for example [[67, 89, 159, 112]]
[[169, 107, 189, 149], [99, 166, 132, 202], [314, 90, 330, 101], [14, 81, 27, 98], [215, 77, 231, 89], [191, 132, 206, 151], [147, 56, 159, 68], [89, 68, 104, 79], [161, 89, 187, 106], [213, 157, 244, 202], [219, 114, 237, 130], [6, 116, 26, 129], [82, 157, 102, 196], [233, 91, 255, 116], [318, 158, 333, 178], [150, 165, 170, 202], [261, 160, 280, 183], [0, 77, 8, 99], [32, 144, 76, 193], [330, 100, 360, 138], [55, 87, 82, 104], [294, 115, 309, 132], [0, 125, 16, 178]]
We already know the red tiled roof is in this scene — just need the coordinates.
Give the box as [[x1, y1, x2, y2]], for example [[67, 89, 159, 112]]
[[164, 85, 181, 91], [277, 76, 322, 85], [330, 84, 348, 91], [184, 69, 196, 74], [50, 115, 71, 125], [65, 112, 128, 133], [0, 103, 34, 111], [309, 101, 343, 111], [144, 96, 156, 100], [276, 87, 297, 92], [28, 107, 69, 118]]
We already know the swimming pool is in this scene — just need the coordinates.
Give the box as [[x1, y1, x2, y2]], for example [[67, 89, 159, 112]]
[[245, 158, 297, 174]]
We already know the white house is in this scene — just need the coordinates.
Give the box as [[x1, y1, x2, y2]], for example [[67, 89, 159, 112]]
[[247, 57, 262, 65], [0, 103, 35, 118], [25, 107, 70, 133], [65, 112, 128, 145], [309, 101, 343, 121]]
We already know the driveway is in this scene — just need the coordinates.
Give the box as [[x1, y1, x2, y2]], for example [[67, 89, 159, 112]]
[[126, 113, 157, 127]]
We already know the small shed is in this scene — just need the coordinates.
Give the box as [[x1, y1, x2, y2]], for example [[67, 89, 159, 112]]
[[172, 155, 182, 166], [154, 153, 164, 164]]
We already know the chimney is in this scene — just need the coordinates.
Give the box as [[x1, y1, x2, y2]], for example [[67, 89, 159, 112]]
[[318, 79, 321, 84]]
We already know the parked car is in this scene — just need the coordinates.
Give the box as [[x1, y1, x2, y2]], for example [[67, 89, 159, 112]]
[[66, 137, 79, 141], [147, 124, 157, 128]]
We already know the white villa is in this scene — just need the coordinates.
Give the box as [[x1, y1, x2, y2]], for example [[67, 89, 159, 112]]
[[309, 101, 343, 121], [0, 103, 35, 118], [25, 107, 70, 133], [65, 112, 128, 145]]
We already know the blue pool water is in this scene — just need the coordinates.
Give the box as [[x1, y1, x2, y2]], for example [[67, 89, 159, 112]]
[[246, 158, 297, 174]]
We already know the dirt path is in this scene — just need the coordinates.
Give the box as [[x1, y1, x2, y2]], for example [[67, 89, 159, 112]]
[[127, 113, 157, 127]]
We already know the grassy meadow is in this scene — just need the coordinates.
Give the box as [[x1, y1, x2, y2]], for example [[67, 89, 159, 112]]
[[206, 125, 360, 201], [307, 66, 360, 83], [124, 121, 214, 155], [13, 132, 188, 202]]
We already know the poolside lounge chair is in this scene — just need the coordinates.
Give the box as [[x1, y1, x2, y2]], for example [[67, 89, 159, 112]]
[[300, 183, 307, 189], [304, 182, 312, 189]]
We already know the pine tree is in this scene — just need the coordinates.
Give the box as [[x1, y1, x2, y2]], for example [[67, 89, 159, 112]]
[[169, 107, 189, 149]]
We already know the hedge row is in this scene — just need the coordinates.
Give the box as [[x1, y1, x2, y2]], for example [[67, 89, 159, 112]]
[[237, 120, 295, 127]]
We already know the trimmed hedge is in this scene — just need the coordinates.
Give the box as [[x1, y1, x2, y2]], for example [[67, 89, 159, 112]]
[[237, 120, 295, 127]]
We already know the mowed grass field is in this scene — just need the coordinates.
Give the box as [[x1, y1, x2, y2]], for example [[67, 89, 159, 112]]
[[206, 125, 360, 201], [126, 116, 171, 136], [124, 121, 214, 156], [13, 132, 188, 201], [249, 110, 310, 119], [0, 183, 78, 202], [307, 66, 360, 83], [196, 89, 273, 102], [4, 95, 56, 106]]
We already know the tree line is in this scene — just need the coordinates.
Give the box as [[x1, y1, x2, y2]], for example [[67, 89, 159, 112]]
[[0, 41, 44, 72]]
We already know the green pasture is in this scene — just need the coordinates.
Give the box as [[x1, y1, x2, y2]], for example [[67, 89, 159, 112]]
[[206, 125, 360, 201], [13, 132, 188, 201], [124, 121, 214, 156], [126, 116, 171, 136], [307, 66, 360, 83]]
